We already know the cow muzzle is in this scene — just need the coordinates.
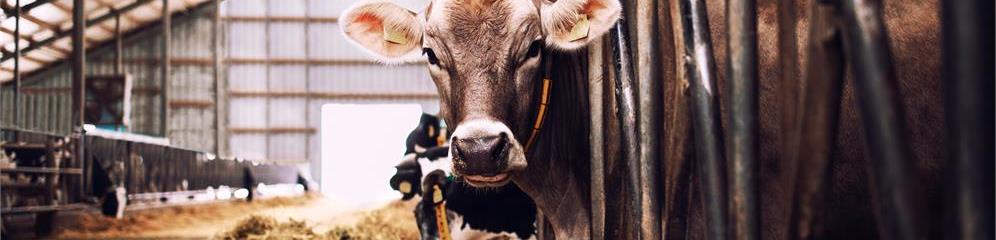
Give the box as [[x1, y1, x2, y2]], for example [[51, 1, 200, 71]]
[[449, 119, 526, 187]]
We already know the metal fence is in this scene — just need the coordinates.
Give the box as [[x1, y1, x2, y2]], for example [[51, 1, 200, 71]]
[[586, 0, 993, 239]]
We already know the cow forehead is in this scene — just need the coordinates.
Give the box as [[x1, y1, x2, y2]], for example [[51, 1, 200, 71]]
[[424, 0, 539, 37]]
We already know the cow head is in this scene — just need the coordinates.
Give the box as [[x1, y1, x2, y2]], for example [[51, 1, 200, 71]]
[[341, 0, 619, 187]]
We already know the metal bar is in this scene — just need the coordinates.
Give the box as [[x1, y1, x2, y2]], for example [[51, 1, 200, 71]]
[[264, 4, 272, 162], [941, 0, 995, 238], [678, 0, 728, 238], [228, 128, 317, 134], [777, 0, 802, 199], [72, 0, 87, 201], [302, 0, 312, 183], [789, 3, 845, 238], [587, 37, 605, 240], [838, 0, 922, 239], [222, 16, 338, 22], [13, 0, 20, 131], [114, 9, 122, 74], [609, 9, 642, 240], [2, 0, 55, 19], [160, 0, 171, 137], [725, 0, 759, 238], [0, 203, 89, 214], [0, 167, 84, 174], [635, 0, 662, 238], [0, 0, 156, 62]]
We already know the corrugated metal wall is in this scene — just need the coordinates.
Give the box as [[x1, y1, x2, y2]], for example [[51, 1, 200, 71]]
[[223, 0, 437, 184], [1, 4, 218, 152], [1, 0, 440, 186]]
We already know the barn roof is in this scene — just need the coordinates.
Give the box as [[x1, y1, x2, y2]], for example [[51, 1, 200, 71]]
[[0, 0, 209, 83]]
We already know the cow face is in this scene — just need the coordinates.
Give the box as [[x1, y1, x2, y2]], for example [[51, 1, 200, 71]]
[[341, 0, 619, 187]]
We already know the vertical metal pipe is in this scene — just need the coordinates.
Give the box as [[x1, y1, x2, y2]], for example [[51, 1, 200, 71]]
[[71, 0, 86, 199], [678, 0, 727, 238], [303, 1, 313, 186], [114, 10, 122, 75], [777, 0, 801, 193], [212, 0, 224, 156], [635, 0, 662, 238], [838, 0, 922, 239], [609, 10, 642, 240], [941, 0, 995, 238], [264, 2, 271, 163], [725, 0, 759, 238], [160, 0, 171, 137], [13, 0, 20, 131], [788, 2, 845, 239], [587, 37, 606, 240]]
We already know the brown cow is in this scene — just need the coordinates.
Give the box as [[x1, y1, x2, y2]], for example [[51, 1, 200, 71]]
[[340, 0, 616, 238]]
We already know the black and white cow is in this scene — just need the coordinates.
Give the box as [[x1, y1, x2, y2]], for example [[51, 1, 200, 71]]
[[390, 113, 537, 239]]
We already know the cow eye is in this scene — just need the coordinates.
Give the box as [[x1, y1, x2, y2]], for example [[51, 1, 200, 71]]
[[423, 48, 440, 65], [525, 40, 543, 58]]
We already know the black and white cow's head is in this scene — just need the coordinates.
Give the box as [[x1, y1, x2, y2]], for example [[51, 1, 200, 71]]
[[341, 0, 619, 188]]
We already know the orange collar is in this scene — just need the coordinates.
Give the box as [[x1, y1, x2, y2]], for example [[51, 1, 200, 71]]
[[524, 78, 552, 152]]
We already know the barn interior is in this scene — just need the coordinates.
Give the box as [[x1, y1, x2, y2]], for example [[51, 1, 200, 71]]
[[1, 0, 435, 238], [1, 0, 992, 239]]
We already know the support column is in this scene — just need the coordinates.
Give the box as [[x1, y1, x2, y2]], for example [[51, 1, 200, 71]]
[[13, 0, 21, 132], [71, 0, 86, 198], [160, 0, 171, 137]]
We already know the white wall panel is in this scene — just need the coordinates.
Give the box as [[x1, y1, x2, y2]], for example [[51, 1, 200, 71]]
[[268, 98, 308, 128], [228, 64, 268, 91], [308, 64, 434, 93], [227, 0, 267, 16], [269, 23, 306, 58], [305, 0, 429, 18], [269, 0, 307, 17], [269, 133, 308, 162], [230, 133, 268, 160], [228, 22, 267, 58], [229, 97, 268, 128], [269, 65, 307, 91]]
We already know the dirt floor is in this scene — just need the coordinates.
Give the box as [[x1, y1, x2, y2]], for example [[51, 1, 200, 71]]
[[48, 195, 420, 239]]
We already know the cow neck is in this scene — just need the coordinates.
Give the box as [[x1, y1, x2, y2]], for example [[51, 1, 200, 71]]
[[513, 52, 591, 239]]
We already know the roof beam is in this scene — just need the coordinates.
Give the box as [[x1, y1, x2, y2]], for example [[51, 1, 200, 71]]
[[1, 0, 156, 62], [0, 48, 45, 64], [0, 26, 36, 43], [2, 0, 55, 19], [0, 27, 71, 56], [88, 0, 144, 23], [46, 1, 117, 35]]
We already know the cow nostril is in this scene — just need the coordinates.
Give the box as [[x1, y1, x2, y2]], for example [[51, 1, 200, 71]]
[[492, 134, 509, 162], [451, 137, 465, 160]]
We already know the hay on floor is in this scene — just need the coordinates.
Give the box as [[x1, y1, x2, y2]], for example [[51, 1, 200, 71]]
[[221, 200, 419, 240]]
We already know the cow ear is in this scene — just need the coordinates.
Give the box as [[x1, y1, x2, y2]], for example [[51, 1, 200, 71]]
[[540, 0, 621, 50], [341, 1, 423, 62]]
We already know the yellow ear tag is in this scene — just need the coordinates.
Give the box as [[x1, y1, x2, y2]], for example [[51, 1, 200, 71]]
[[432, 185, 444, 203], [383, 26, 409, 45], [399, 181, 412, 193], [566, 14, 591, 42]]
